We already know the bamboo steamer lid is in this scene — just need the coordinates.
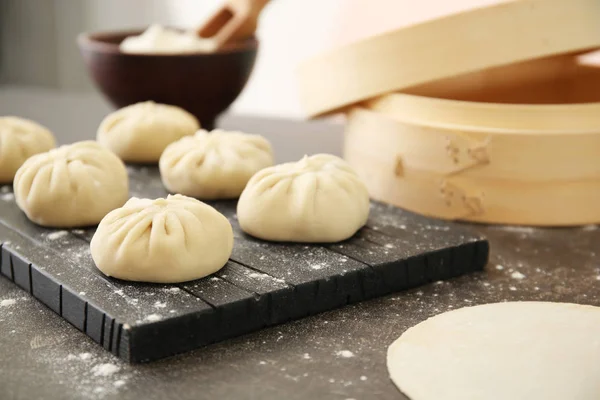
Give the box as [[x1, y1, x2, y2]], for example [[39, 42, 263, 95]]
[[297, 0, 600, 117]]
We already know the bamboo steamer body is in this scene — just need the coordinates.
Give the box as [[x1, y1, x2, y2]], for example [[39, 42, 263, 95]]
[[344, 59, 600, 226], [296, 0, 600, 226]]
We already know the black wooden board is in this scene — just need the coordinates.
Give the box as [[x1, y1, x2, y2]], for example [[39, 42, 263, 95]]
[[0, 167, 489, 363]]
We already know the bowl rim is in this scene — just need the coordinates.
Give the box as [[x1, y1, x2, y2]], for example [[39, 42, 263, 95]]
[[77, 27, 258, 56]]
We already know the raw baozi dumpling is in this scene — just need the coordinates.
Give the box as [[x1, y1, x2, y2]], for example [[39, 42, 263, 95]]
[[90, 194, 233, 283], [97, 101, 200, 163], [14, 141, 128, 228], [159, 129, 274, 199], [237, 154, 370, 243], [0, 117, 56, 183]]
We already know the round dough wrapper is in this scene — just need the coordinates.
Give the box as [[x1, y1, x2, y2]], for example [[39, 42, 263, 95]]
[[0, 116, 56, 183], [237, 154, 370, 243], [159, 129, 274, 199], [90, 194, 233, 283], [14, 141, 128, 228], [97, 101, 200, 163], [387, 301, 600, 400]]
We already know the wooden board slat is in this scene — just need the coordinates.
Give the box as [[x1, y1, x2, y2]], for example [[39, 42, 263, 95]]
[[0, 167, 488, 363]]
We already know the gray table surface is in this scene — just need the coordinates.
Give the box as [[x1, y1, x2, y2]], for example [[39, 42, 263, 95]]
[[1, 90, 599, 400]]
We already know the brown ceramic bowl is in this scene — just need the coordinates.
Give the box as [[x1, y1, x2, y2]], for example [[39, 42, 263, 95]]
[[78, 29, 258, 130]]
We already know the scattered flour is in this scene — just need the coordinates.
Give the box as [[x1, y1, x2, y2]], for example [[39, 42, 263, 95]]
[[163, 287, 180, 293], [312, 264, 324, 270], [360, 376, 368, 381], [495, 265, 504, 270], [582, 225, 598, 231], [34, 344, 129, 398], [64, 352, 93, 362], [248, 272, 268, 279], [509, 286, 517, 291], [0, 299, 16, 307], [247, 272, 286, 284], [384, 243, 395, 249], [47, 231, 69, 240], [111, 289, 140, 307], [498, 225, 536, 233], [272, 276, 287, 284], [145, 314, 162, 322], [154, 301, 167, 309], [511, 271, 526, 280], [335, 350, 355, 358], [7, 289, 133, 400], [303, 353, 311, 360], [91, 363, 120, 377]]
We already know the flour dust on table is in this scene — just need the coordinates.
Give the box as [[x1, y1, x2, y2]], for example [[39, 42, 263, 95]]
[[387, 301, 600, 400], [0, 285, 135, 400]]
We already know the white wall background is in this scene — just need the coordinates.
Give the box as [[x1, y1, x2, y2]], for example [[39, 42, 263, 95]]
[[0, 0, 508, 119]]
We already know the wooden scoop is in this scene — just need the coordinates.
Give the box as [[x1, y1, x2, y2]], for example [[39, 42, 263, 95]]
[[196, 0, 270, 50]]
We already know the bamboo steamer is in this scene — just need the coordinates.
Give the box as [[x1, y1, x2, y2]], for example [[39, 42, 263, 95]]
[[344, 59, 600, 226], [297, 0, 600, 226], [344, 108, 600, 226], [345, 106, 600, 182], [343, 153, 600, 226], [297, 0, 600, 117]]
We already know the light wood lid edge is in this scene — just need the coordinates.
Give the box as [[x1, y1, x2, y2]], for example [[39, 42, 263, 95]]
[[297, 0, 600, 117]]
